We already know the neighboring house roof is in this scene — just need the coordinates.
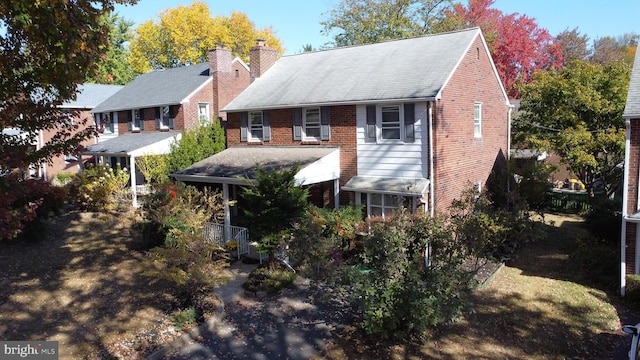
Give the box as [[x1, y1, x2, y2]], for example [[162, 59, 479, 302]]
[[62, 84, 124, 110], [82, 131, 181, 157], [224, 27, 506, 111], [91, 63, 212, 113], [624, 49, 640, 118], [172, 146, 341, 186]]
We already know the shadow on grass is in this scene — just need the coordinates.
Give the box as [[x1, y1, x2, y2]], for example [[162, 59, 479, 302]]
[[0, 212, 178, 359]]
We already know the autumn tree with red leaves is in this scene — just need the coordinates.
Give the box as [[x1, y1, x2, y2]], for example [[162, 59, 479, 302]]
[[445, 0, 563, 98]]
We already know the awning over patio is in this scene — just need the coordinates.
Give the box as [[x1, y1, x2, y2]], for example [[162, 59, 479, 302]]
[[171, 146, 341, 186], [81, 131, 182, 207], [82, 131, 181, 157], [342, 175, 430, 196]]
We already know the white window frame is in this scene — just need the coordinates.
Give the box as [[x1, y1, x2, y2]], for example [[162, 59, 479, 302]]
[[159, 106, 174, 129], [474, 102, 482, 138], [248, 111, 264, 142], [303, 107, 321, 140], [131, 109, 143, 130], [98, 113, 114, 134], [198, 103, 210, 125], [360, 192, 413, 220], [378, 104, 403, 142]]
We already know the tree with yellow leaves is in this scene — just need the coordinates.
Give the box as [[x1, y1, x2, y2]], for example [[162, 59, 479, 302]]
[[128, 1, 284, 73]]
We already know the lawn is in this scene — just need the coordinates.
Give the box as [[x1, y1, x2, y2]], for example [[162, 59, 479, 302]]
[[318, 213, 635, 359], [0, 211, 212, 359]]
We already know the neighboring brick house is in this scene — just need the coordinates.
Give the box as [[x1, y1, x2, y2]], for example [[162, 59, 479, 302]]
[[7, 83, 123, 182], [84, 46, 250, 206], [173, 28, 511, 240], [621, 49, 640, 295]]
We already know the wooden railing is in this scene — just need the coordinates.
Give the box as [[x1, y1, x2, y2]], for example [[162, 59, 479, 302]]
[[546, 189, 591, 213]]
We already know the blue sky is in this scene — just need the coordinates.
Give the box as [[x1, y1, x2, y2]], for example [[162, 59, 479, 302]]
[[114, 0, 640, 55]]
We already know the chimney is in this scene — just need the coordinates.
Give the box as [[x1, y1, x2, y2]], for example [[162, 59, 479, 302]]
[[208, 44, 233, 120], [250, 38, 278, 82]]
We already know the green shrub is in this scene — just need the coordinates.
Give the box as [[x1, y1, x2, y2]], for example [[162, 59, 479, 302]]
[[353, 210, 473, 340], [171, 306, 198, 332], [584, 198, 621, 244], [626, 275, 640, 307], [242, 265, 297, 293], [289, 205, 363, 282]]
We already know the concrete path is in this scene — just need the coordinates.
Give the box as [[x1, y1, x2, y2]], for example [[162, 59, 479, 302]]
[[148, 260, 355, 360]]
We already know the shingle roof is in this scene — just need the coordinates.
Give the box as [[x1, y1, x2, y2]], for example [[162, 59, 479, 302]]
[[223, 28, 482, 111], [625, 49, 640, 118], [83, 131, 180, 155], [91, 63, 211, 113], [173, 146, 339, 181], [62, 84, 124, 109]]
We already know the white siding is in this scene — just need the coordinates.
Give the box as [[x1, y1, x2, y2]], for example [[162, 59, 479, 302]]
[[356, 103, 429, 178]]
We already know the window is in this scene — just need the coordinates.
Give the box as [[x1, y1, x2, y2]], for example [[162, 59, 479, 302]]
[[365, 103, 415, 143], [64, 153, 78, 163], [249, 111, 263, 141], [99, 113, 114, 133], [303, 107, 321, 140], [380, 105, 401, 140], [241, 111, 270, 142], [131, 109, 144, 130], [474, 102, 482, 138], [198, 103, 210, 125], [362, 193, 412, 219]]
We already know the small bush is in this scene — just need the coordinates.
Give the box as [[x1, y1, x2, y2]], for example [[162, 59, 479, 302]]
[[171, 307, 198, 332], [584, 198, 621, 244], [67, 164, 130, 212], [626, 275, 640, 307], [242, 264, 297, 294]]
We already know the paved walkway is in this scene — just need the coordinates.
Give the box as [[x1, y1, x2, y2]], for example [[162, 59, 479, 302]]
[[148, 260, 355, 360]]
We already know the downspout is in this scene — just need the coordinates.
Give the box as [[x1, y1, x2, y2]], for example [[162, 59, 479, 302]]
[[507, 103, 513, 161], [130, 154, 137, 208], [428, 101, 435, 217], [622, 118, 631, 295]]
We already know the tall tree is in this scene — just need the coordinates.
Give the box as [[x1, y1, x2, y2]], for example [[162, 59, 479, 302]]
[[128, 1, 284, 73], [321, 0, 453, 47], [0, 0, 137, 239], [556, 28, 591, 63], [591, 36, 626, 66], [514, 60, 630, 196], [86, 12, 137, 84], [445, 0, 563, 98]]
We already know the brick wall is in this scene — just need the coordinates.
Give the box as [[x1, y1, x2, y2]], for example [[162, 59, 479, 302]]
[[227, 105, 358, 205], [42, 109, 96, 181], [432, 35, 509, 213]]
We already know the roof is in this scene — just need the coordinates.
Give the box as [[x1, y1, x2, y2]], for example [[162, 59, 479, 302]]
[[625, 49, 640, 118], [61, 84, 124, 109], [91, 63, 212, 113], [224, 28, 485, 111], [172, 146, 340, 185], [342, 176, 430, 196], [82, 131, 181, 157]]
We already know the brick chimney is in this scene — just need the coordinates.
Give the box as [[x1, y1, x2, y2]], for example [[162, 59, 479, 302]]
[[208, 44, 232, 120], [250, 38, 278, 83]]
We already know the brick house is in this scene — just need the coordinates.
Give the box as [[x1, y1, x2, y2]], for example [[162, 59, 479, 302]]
[[2, 83, 123, 182], [621, 49, 640, 295], [83, 46, 250, 206], [173, 28, 512, 242]]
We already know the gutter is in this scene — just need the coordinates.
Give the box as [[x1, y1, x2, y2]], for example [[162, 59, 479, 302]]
[[428, 101, 435, 217], [621, 117, 631, 296]]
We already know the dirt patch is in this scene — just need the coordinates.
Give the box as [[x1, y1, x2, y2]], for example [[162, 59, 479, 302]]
[[0, 211, 219, 359]]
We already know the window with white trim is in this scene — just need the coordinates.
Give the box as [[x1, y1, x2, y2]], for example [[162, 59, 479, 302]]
[[249, 111, 263, 141], [474, 102, 482, 138], [303, 107, 321, 140], [380, 105, 401, 140], [360, 193, 413, 219], [131, 109, 143, 130], [198, 103, 210, 125]]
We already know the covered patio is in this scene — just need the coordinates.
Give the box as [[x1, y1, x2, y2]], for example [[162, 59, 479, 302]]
[[171, 146, 341, 244], [81, 131, 182, 207]]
